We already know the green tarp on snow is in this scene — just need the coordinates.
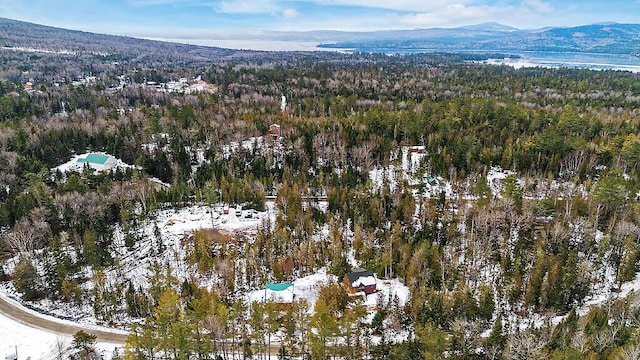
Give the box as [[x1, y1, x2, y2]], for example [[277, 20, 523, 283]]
[[265, 283, 293, 291]]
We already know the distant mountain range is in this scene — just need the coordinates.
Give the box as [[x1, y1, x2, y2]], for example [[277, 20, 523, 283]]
[[315, 23, 640, 55], [1, 17, 639, 57]]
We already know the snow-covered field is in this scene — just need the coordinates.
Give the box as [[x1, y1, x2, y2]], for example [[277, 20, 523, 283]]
[[1, 313, 72, 360], [0, 308, 121, 360], [113, 204, 266, 290]]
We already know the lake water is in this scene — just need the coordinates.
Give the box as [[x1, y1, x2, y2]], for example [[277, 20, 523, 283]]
[[482, 52, 640, 73], [337, 46, 640, 72], [173, 37, 640, 73]]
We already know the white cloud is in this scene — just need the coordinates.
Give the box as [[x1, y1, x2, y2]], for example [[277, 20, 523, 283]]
[[1, 0, 623, 36], [400, 4, 499, 27], [272, 12, 402, 31], [282, 8, 299, 18], [130, 0, 295, 17], [397, 1, 558, 29], [304, 0, 464, 12], [522, 0, 554, 14], [129, 0, 209, 6], [301, 0, 558, 15], [217, 0, 279, 14]]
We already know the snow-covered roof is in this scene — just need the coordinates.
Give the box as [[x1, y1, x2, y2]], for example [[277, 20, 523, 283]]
[[346, 269, 376, 287], [352, 275, 376, 288]]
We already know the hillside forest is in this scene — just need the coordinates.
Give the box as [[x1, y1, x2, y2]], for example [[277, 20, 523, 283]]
[[2, 42, 640, 359]]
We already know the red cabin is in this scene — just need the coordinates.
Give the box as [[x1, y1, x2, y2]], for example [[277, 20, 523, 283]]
[[345, 269, 377, 295]]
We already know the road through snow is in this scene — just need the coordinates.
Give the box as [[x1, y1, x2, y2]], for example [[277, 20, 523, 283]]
[[0, 293, 127, 344]]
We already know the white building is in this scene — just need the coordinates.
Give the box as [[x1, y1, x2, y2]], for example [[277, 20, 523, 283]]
[[55, 153, 118, 173]]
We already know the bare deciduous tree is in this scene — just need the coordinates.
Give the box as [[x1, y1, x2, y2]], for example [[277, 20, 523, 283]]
[[619, 344, 640, 360], [592, 328, 616, 353], [571, 330, 589, 354], [56, 337, 68, 360], [3, 211, 50, 258], [504, 330, 546, 360], [559, 150, 586, 180]]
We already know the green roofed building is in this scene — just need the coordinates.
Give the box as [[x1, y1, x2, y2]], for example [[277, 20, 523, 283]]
[[265, 283, 293, 291], [74, 153, 117, 171], [264, 283, 294, 303], [77, 153, 110, 165]]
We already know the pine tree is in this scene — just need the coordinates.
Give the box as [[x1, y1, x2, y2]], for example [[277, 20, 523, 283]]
[[310, 299, 339, 360], [617, 237, 638, 287], [72, 330, 98, 360], [478, 284, 495, 323], [485, 315, 506, 352], [13, 257, 41, 300], [416, 322, 449, 360], [548, 309, 578, 350]]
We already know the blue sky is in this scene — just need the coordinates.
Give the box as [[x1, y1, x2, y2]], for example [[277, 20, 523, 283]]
[[1, 0, 638, 37]]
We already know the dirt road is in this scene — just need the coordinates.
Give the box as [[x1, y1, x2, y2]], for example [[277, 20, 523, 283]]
[[0, 294, 128, 344]]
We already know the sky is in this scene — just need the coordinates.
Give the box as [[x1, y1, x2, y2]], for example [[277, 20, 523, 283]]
[[0, 0, 638, 40]]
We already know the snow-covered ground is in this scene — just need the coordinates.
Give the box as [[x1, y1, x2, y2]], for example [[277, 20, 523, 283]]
[[1, 313, 72, 360], [486, 166, 517, 198], [247, 269, 332, 306], [1, 195, 411, 357], [0, 203, 265, 358], [102, 204, 267, 315], [5, 155, 640, 356], [367, 278, 411, 309], [244, 266, 411, 311], [0, 203, 265, 327], [0, 322, 121, 360], [52, 152, 137, 174], [0, 305, 121, 360], [368, 146, 453, 198], [222, 136, 264, 158]]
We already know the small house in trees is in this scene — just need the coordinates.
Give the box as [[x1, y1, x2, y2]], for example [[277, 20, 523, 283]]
[[54, 153, 118, 173], [269, 124, 281, 138], [263, 283, 294, 304], [410, 146, 425, 154], [345, 269, 377, 295], [53, 152, 123, 176], [75, 153, 117, 172]]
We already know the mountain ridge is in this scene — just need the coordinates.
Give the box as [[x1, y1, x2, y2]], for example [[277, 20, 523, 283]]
[[1, 17, 640, 56], [317, 23, 640, 55]]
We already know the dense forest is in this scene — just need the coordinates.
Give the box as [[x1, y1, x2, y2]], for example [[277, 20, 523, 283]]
[[3, 36, 640, 359]]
